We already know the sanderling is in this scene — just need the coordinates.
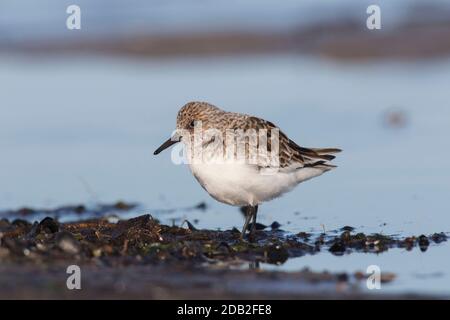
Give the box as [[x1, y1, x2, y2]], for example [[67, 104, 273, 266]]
[[154, 101, 341, 238]]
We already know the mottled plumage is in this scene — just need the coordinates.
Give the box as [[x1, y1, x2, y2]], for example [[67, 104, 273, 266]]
[[176, 101, 341, 170]]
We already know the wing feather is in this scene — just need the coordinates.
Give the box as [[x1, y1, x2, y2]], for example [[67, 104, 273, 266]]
[[243, 116, 341, 169]]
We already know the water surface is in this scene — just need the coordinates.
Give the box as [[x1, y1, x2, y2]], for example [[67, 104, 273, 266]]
[[1, 54, 449, 295]]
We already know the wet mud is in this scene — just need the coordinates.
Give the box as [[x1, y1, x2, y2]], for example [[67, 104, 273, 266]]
[[0, 203, 447, 299]]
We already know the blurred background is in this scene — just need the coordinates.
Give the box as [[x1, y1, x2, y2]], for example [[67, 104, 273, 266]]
[[2, 0, 450, 229], [1, 0, 450, 294]]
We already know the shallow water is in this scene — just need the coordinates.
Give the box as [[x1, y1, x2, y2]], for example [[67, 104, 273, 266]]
[[261, 240, 450, 296], [1, 54, 450, 295]]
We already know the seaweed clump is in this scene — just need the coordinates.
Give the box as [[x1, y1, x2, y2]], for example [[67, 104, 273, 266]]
[[0, 206, 447, 267], [327, 230, 447, 255]]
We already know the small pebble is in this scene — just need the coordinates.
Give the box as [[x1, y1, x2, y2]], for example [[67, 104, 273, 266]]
[[56, 231, 81, 255], [329, 241, 346, 255], [38, 217, 59, 234], [270, 221, 281, 230]]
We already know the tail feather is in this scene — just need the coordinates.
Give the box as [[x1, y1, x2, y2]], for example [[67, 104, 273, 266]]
[[311, 148, 342, 154], [301, 147, 341, 170], [304, 160, 337, 170], [299, 147, 342, 161]]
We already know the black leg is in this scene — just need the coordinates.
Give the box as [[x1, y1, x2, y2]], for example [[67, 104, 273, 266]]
[[250, 205, 259, 235], [241, 206, 253, 238]]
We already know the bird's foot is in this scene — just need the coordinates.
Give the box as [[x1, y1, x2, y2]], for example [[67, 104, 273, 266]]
[[240, 230, 257, 242]]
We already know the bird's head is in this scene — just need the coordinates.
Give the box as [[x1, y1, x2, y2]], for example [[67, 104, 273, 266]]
[[154, 101, 221, 155]]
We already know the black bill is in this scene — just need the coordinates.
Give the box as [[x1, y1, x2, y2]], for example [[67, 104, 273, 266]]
[[154, 137, 180, 155]]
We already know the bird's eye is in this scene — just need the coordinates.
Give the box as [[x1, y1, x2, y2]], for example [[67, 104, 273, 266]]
[[189, 120, 195, 128]]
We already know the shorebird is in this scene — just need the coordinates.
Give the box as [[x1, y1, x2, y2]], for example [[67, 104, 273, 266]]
[[154, 101, 341, 238]]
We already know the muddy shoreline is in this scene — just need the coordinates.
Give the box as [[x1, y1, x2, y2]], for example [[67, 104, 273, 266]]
[[0, 264, 437, 300], [0, 203, 448, 299]]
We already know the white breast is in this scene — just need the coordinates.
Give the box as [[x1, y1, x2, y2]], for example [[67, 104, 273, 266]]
[[188, 162, 326, 206]]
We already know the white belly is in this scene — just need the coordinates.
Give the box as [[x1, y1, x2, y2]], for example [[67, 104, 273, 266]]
[[188, 162, 325, 206]]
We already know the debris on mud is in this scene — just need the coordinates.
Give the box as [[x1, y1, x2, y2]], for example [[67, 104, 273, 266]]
[[28, 213, 311, 265], [0, 203, 448, 299], [0, 211, 447, 266], [326, 231, 447, 255]]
